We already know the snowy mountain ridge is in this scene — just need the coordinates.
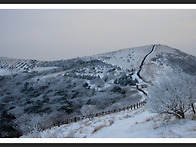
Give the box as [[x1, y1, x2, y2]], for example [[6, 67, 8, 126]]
[[1, 44, 196, 139]]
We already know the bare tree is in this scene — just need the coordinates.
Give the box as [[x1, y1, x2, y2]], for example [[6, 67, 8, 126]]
[[147, 71, 196, 119]]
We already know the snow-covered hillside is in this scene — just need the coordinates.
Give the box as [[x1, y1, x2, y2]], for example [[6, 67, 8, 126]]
[[21, 104, 196, 138], [92, 45, 153, 70], [1, 44, 196, 139]]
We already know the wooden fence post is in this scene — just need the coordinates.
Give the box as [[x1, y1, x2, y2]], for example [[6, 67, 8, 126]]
[[71, 118, 73, 122], [122, 107, 124, 111]]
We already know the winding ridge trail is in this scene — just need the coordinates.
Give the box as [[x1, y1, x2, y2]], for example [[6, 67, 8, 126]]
[[137, 44, 157, 83], [135, 44, 157, 96]]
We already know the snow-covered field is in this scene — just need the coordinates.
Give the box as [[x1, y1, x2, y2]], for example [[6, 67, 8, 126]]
[[19, 104, 196, 143]]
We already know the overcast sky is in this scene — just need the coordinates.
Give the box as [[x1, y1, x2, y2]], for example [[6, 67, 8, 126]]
[[0, 9, 196, 61]]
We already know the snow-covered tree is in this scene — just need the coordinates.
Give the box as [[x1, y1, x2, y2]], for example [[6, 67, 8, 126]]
[[147, 71, 196, 119], [80, 105, 97, 118]]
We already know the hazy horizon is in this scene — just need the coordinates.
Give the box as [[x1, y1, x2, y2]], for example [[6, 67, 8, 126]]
[[1, 9, 196, 61]]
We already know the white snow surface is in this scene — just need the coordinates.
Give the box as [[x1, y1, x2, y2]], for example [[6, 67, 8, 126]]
[[88, 45, 154, 70], [21, 105, 196, 139], [0, 69, 12, 75]]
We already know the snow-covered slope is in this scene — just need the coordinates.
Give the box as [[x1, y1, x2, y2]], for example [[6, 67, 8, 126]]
[[0, 57, 60, 76], [1, 44, 196, 138], [21, 104, 196, 138], [92, 44, 153, 70]]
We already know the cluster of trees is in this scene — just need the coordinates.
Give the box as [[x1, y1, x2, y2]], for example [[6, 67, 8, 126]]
[[114, 72, 138, 86], [0, 57, 140, 137], [164, 52, 196, 75], [147, 71, 196, 119]]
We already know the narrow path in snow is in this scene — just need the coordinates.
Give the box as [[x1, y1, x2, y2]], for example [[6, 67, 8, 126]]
[[137, 44, 157, 83], [135, 44, 157, 96]]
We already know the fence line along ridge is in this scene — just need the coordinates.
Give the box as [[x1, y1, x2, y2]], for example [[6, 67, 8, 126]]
[[48, 100, 146, 129]]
